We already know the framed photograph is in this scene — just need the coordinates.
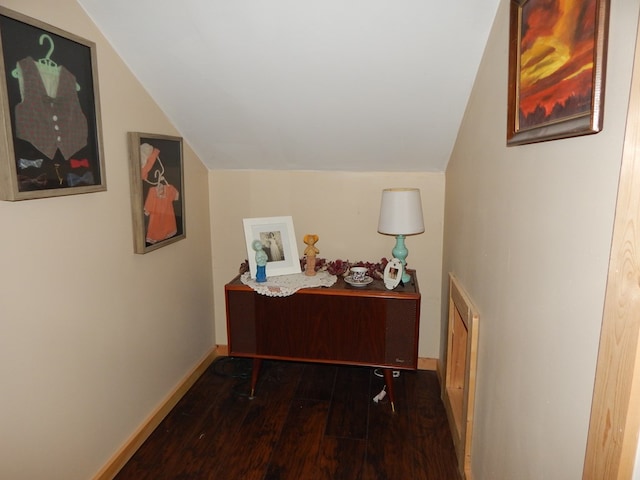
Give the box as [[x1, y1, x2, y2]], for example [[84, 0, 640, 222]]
[[128, 132, 185, 254], [383, 257, 403, 290], [507, 0, 610, 146], [243, 216, 301, 279], [0, 7, 105, 200]]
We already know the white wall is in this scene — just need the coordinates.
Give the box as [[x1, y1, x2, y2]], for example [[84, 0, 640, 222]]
[[0, 1, 215, 479], [443, 0, 640, 478], [209, 170, 445, 359]]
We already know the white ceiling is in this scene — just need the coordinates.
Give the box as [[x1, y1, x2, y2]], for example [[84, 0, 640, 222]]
[[77, 1, 500, 172]]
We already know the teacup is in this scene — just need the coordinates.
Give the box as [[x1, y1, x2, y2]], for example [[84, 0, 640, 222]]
[[350, 266, 368, 283]]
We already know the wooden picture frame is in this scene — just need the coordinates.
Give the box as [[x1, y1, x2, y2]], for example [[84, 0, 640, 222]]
[[243, 216, 301, 279], [507, 0, 610, 146], [0, 7, 105, 200], [128, 132, 185, 254]]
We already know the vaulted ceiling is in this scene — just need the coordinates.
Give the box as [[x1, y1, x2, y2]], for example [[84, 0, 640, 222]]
[[77, 1, 500, 172]]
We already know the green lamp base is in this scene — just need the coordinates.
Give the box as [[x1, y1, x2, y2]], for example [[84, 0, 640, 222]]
[[391, 235, 412, 284]]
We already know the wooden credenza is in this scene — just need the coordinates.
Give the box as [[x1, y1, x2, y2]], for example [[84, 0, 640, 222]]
[[224, 270, 421, 411]]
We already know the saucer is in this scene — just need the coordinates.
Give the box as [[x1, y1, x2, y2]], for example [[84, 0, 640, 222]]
[[344, 275, 373, 287]]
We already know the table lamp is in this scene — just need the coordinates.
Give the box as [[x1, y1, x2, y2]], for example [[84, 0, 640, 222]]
[[377, 188, 425, 284]]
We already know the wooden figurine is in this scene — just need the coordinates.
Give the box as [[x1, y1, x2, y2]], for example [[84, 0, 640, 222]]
[[303, 234, 319, 276]]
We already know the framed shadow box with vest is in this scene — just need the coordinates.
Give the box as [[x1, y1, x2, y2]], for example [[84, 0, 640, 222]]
[[0, 6, 105, 201]]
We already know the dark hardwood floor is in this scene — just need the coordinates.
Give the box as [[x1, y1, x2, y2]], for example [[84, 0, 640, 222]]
[[115, 357, 460, 480]]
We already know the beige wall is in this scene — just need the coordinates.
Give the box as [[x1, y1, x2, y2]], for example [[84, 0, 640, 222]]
[[0, 1, 214, 479], [444, 0, 640, 478], [209, 170, 445, 358]]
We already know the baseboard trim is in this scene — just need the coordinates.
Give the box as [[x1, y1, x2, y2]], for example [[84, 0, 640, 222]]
[[92, 347, 219, 480], [418, 357, 438, 371]]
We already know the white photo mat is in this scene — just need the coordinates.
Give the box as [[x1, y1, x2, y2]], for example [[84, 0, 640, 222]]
[[243, 216, 301, 279]]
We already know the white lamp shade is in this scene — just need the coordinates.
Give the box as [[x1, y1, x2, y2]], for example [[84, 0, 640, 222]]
[[377, 188, 425, 235]]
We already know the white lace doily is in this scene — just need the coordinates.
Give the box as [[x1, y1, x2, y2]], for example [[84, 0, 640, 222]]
[[240, 270, 337, 297]]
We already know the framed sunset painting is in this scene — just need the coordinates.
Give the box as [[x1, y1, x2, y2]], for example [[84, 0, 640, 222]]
[[507, 0, 610, 146]]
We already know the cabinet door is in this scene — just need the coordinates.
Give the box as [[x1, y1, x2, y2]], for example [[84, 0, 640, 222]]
[[254, 293, 386, 363], [226, 289, 256, 354], [384, 297, 419, 368]]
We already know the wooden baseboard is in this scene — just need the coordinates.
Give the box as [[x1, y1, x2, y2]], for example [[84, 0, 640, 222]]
[[418, 357, 438, 371], [92, 347, 219, 480], [216, 344, 229, 356]]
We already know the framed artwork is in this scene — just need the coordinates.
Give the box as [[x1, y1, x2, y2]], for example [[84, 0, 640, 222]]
[[0, 7, 105, 200], [243, 216, 302, 279], [507, 0, 610, 146], [128, 132, 185, 254]]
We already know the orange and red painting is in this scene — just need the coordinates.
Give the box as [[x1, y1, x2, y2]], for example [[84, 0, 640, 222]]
[[517, 0, 597, 130]]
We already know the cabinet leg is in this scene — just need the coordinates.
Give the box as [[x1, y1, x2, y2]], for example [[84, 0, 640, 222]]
[[382, 369, 396, 413], [250, 358, 262, 398]]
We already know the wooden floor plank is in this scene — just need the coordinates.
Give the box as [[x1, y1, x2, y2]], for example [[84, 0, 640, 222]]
[[264, 397, 331, 480], [114, 368, 234, 478], [362, 374, 415, 480], [325, 365, 371, 439], [406, 370, 460, 479], [114, 358, 459, 480], [164, 379, 254, 478], [318, 436, 367, 480], [207, 361, 305, 480], [295, 363, 337, 401]]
